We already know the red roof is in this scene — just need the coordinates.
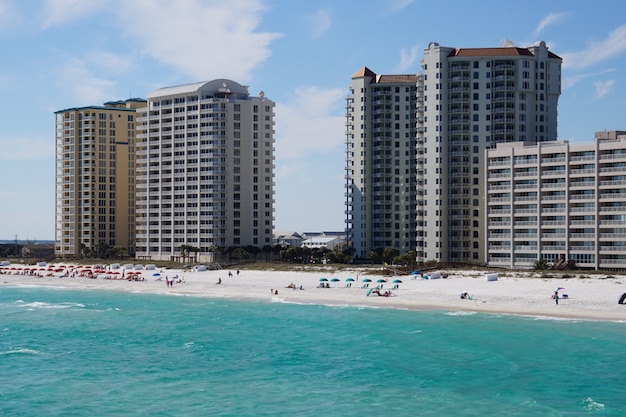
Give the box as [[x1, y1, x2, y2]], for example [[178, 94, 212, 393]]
[[448, 46, 561, 60]]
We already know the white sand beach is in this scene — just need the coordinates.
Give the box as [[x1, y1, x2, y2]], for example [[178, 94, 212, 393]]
[[2, 264, 626, 321]]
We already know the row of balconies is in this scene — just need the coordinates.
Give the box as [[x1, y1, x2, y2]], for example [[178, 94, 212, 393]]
[[488, 246, 626, 254]]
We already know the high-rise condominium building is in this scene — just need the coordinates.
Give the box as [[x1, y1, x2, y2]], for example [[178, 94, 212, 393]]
[[347, 42, 562, 262], [419, 41, 561, 264], [346, 68, 418, 257], [486, 132, 626, 270], [135, 79, 275, 262], [54, 98, 146, 257]]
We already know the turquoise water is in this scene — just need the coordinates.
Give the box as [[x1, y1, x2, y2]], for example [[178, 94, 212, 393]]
[[1, 286, 625, 416]]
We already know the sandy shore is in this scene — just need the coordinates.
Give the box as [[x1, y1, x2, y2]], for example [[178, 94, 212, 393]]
[[2, 265, 626, 322]]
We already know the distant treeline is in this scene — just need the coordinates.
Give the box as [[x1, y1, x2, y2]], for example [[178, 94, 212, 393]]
[[0, 240, 54, 244]]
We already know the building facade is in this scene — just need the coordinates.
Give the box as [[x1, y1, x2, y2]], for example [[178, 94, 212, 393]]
[[346, 68, 418, 257], [54, 99, 145, 258], [346, 42, 562, 263], [418, 41, 562, 264], [134, 79, 275, 262], [486, 133, 626, 270]]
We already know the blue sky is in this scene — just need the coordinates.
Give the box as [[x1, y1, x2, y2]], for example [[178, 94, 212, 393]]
[[1, 0, 625, 241]]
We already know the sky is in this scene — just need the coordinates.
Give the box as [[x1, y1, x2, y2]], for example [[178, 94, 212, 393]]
[[1, 0, 625, 241]]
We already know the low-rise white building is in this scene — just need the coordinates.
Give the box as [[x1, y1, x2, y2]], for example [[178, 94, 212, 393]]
[[272, 231, 303, 247], [301, 236, 342, 250]]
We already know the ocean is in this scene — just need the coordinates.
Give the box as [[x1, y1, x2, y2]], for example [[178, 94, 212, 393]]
[[1, 285, 625, 417]]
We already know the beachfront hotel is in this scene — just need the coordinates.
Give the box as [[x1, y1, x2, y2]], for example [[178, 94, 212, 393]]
[[54, 99, 146, 257], [486, 131, 626, 270], [134, 79, 275, 262], [346, 41, 562, 262]]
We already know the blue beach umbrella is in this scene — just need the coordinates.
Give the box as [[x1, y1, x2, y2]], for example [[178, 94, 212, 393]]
[[345, 278, 355, 282], [376, 279, 387, 283], [393, 279, 403, 283], [330, 278, 340, 282], [362, 278, 372, 283], [319, 277, 328, 282]]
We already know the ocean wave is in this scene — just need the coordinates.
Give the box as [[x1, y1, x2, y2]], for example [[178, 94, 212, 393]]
[[0, 348, 40, 356], [582, 397, 605, 411], [531, 315, 581, 323], [18, 301, 85, 309], [444, 311, 477, 316]]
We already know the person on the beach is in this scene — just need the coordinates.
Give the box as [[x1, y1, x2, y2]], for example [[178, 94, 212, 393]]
[[165, 277, 169, 287], [236, 270, 240, 276], [228, 271, 233, 278], [216, 277, 221, 285], [554, 290, 559, 305], [274, 290, 278, 295]]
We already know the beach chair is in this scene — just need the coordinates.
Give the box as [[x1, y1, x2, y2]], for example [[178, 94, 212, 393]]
[[362, 283, 369, 288], [393, 284, 399, 289]]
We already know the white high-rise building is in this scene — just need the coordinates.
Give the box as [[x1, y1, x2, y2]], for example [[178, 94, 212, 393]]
[[135, 79, 275, 262], [347, 42, 562, 263], [419, 41, 562, 264], [486, 131, 626, 270]]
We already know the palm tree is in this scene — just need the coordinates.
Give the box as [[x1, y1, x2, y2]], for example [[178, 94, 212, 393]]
[[180, 245, 200, 263], [534, 258, 551, 270]]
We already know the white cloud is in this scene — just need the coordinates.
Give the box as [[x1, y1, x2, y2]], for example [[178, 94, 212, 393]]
[[274, 86, 345, 161], [0, 135, 54, 161], [0, 0, 21, 28], [533, 12, 570, 38], [593, 79, 615, 99], [306, 8, 332, 38], [562, 68, 615, 90], [57, 57, 117, 104], [387, 0, 414, 14], [87, 51, 134, 75], [560, 25, 626, 69], [116, 0, 282, 82], [397, 44, 420, 72], [40, 0, 106, 29]]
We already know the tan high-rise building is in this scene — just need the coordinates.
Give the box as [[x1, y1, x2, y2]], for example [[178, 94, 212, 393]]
[[134, 79, 275, 262], [346, 68, 418, 257], [54, 98, 146, 257]]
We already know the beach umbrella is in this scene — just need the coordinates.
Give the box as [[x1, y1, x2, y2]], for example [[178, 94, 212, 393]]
[[555, 287, 565, 291], [330, 278, 340, 282], [393, 279, 403, 283], [345, 278, 355, 282], [362, 278, 372, 282], [376, 279, 387, 283], [152, 272, 161, 276], [319, 277, 328, 282]]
